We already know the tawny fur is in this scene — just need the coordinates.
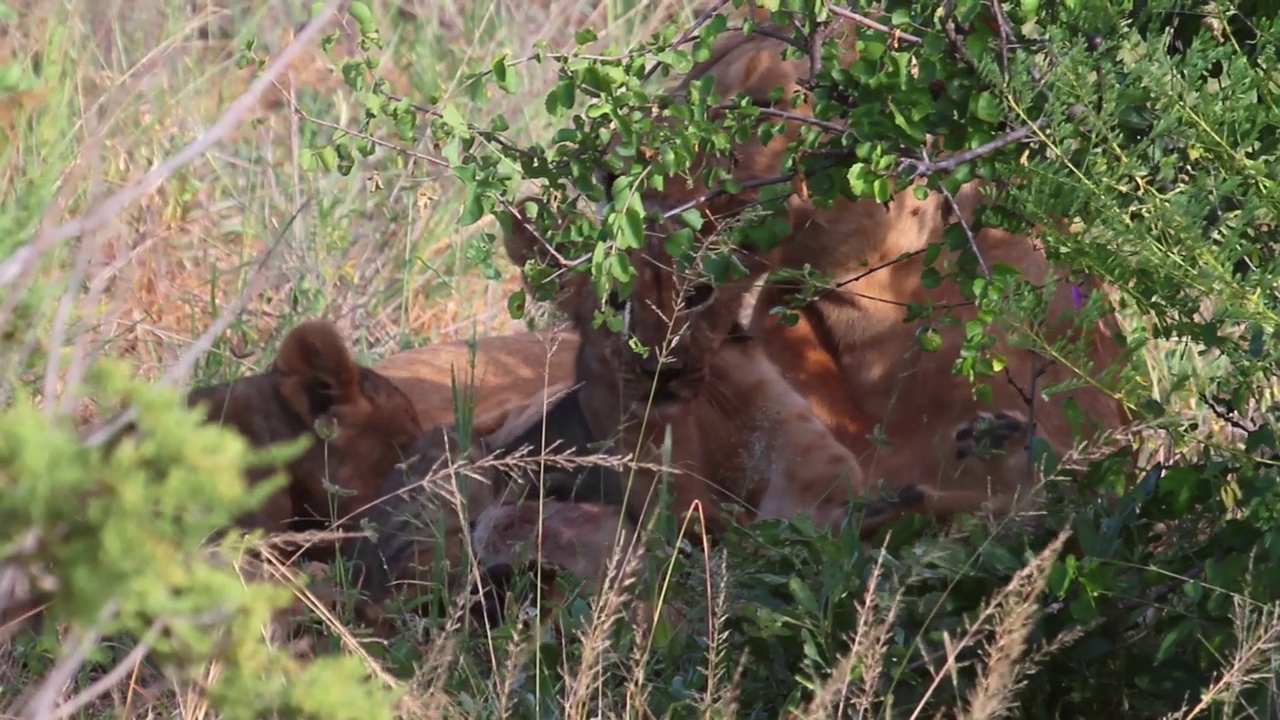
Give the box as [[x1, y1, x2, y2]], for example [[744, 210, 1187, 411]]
[[634, 15, 1133, 523], [372, 329, 579, 434], [502, 198, 922, 537], [1, 322, 424, 645], [187, 319, 424, 559]]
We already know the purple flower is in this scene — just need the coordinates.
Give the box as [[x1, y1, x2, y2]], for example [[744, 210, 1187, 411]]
[[1071, 284, 1085, 308]]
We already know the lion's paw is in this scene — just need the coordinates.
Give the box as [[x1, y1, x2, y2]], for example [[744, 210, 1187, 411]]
[[954, 411, 1031, 460]]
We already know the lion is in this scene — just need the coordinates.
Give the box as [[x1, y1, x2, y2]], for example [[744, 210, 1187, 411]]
[[186, 318, 424, 559], [371, 328, 579, 434], [343, 378, 637, 635], [2, 320, 426, 645], [343, 190, 934, 633], [495, 195, 930, 537], [606, 11, 1133, 525], [465, 498, 646, 630]]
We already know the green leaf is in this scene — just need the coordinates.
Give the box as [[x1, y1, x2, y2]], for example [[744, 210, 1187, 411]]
[[916, 326, 943, 352], [440, 104, 467, 131], [920, 266, 943, 289], [1248, 322, 1265, 358], [787, 576, 820, 616], [458, 188, 486, 226], [613, 204, 645, 251], [506, 288, 526, 320], [545, 77, 576, 117], [846, 163, 872, 197], [1155, 620, 1196, 665], [970, 91, 1004, 124], [348, 1, 375, 33], [491, 53, 519, 94], [318, 146, 338, 172], [872, 176, 892, 203], [677, 208, 704, 231]]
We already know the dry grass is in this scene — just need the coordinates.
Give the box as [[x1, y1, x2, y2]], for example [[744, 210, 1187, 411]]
[[0, 0, 702, 396]]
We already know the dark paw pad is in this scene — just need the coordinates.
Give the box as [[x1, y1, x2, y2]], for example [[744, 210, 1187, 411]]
[[954, 411, 1030, 460], [895, 484, 927, 507]]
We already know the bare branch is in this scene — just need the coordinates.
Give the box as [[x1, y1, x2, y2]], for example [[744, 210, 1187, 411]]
[[826, 4, 923, 45], [897, 121, 1045, 179], [82, 198, 307, 449], [642, 0, 734, 84]]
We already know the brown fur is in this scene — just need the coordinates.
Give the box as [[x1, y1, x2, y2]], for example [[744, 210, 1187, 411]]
[[187, 319, 424, 558], [345, 381, 596, 633], [502, 198, 923, 538], [629, 18, 1133, 523], [3, 321, 425, 644], [467, 499, 646, 628], [372, 329, 579, 434]]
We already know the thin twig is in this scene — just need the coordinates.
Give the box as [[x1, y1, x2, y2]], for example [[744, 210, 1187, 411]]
[[641, 0, 734, 84], [163, 200, 307, 387], [287, 99, 450, 170], [82, 198, 307, 449], [940, 0, 978, 71], [990, 0, 1015, 79], [0, 0, 343, 287], [12, 601, 118, 719], [825, 4, 922, 45], [935, 179, 991, 279], [898, 121, 1044, 179], [715, 102, 853, 136]]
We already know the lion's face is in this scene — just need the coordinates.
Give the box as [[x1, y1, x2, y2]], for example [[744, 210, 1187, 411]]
[[501, 27, 840, 408], [594, 216, 764, 406], [505, 194, 775, 407], [188, 320, 424, 535]]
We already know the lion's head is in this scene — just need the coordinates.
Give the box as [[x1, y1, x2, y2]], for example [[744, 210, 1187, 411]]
[[187, 319, 424, 539], [497, 22, 862, 407], [503, 193, 798, 406]]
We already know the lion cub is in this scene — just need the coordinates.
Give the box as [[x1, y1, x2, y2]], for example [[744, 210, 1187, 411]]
[[500, 195, 925, 538], [622, 13, 1132, 524]]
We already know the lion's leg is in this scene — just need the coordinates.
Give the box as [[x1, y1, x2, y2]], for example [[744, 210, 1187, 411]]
[[619, 448, 730, 546]]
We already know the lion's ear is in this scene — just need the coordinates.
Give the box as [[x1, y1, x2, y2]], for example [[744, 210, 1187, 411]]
[[273, 319, 365, 425]]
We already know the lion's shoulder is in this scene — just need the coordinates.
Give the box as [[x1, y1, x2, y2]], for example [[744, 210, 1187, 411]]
[[372, 329, 580, 430]]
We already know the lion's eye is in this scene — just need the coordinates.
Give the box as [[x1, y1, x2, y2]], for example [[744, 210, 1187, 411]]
[[683, 282, 715, 310]]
